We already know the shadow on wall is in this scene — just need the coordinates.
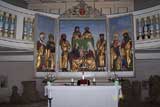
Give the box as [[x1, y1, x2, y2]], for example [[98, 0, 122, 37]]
[[2, 0, 28, 8], [134, 0, 160, 11], [120, 75, 160, 107], [0, 75, 8, 88]]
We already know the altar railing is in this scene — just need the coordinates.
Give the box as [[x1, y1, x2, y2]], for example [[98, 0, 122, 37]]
[[0, 1, 59, 50], [0, 1, 34, 41], [133, 5, 160, 49]]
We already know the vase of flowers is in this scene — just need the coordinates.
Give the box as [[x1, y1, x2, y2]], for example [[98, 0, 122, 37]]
[[42, 73, 56, 85]]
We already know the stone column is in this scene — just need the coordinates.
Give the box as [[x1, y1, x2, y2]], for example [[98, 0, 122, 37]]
[[4, 12, 9, 38], [155, 14, 160, 38], [28, 17, 34, 41], [15, 14, 24, 40], [138, 18, 142, 40], [9, 14, 16, 39], [150, 16, 154, 39], [0, 10, 4, 37], [144, 17, 148, 40], [23, 17, 28, 40]]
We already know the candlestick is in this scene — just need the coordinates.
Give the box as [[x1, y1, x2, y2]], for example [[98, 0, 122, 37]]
[[47, 86, 53, 107]]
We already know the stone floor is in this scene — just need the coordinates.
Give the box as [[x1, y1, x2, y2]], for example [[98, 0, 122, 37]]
[[0, 100, 160, 107], [119, 100, 160, 107], [0, 101, 47, 107]]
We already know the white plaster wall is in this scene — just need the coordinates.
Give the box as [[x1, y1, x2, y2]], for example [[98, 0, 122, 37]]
[[0, 61, 47, 102], [0, 61, 34, 101], [131, 59, 160, 81]]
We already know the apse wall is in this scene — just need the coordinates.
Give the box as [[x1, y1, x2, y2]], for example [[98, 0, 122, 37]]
[[0, 0, 160, 102], [134, 0, 160, 11], [0, 62, 34, 102], [0, 61, 44, 101], [2, 0, 28, 8]]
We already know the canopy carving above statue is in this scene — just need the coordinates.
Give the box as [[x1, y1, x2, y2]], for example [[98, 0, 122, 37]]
[[60, 0, 105, 18]]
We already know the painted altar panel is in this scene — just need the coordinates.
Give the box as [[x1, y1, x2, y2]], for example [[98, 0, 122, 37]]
[[59, 20, 107, 72], [108, 14, 135, 73], [33, 13, 135, 78], [34, 14, 56, 72]]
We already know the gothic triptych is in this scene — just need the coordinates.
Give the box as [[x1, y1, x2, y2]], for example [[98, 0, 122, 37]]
[[34, 14, 135, 77]]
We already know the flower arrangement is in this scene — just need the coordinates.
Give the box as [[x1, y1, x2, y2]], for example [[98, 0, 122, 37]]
[[42, 73, 56, 84]]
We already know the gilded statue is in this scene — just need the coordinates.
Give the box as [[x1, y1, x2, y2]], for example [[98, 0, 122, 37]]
[[36, 32, 46, 70], [70, 26, 83, 71], [59, 33, 70, 71], [70, 26, 96, 71], [70, 43, 82, 72], [110, 33, 121, 71], [71, 48, 96, 71], [46, 34, 55, 71], [96, 34, 106, 70], [121, 30, 132, 69], [82, 27, 94, 51], [72, 26, 82, 48], [84, 49, 96, 71]]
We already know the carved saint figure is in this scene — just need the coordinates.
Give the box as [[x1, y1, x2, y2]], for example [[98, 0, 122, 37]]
[[70, 43, 83, 72], [85, 48, 96, 71], [82, 27, 94, 51], [46, 34, 55, 71], [59, 33, 70, 71], [72, 26, 82, 48], [121, 30, 132, 69], [96, 34, 106, 70], [36, 32, 46, 71], [110, 33, 121, 71]]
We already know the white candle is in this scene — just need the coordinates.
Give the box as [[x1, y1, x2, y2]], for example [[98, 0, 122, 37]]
[[82, 75, 84, 80], [93, 77, 96, 82], [71, 78, 74, 82], [48, 87, 52, 98], [44, 86, 47, 96]]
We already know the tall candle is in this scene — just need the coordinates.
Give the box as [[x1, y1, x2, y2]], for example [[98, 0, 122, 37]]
[[48, 87, 52, 98], [93, 77, 96, 82], [71, 78, 74, 82], [82, 75, 84, 80]]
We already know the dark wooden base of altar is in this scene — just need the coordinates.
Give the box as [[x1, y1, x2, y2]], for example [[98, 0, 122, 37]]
[[21, 81, 41, 103], [10, 81, 43, 104]]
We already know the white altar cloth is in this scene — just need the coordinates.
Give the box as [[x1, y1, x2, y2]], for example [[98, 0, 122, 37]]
[[45, 85, 121, 107]]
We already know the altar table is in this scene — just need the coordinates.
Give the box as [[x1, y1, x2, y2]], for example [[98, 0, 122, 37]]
[[45, 85, 121, 107]]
